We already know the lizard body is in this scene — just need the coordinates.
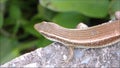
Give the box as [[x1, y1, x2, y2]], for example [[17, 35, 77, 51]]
[[34, 20, 120, 48]]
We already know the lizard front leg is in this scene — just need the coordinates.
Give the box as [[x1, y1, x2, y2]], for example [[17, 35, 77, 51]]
[[65, 46, 74, 63], [65, 22, 88, 63]]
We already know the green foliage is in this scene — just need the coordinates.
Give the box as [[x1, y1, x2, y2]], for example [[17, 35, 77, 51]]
[[109, 0, 120, 18], [0, 0, 6, 28], [0, 0, 120, 64], [40, 0, 109, 18], [0, 36, 19, 64], [53, 12, 88, 28], [0, 12, 3, 28]]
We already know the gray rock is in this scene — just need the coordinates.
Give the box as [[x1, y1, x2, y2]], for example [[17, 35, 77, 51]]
[[1, 42, 120, 67]]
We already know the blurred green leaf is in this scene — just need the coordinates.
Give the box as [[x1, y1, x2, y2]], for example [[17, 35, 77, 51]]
[[38, 4, 56, 21], [0, 0, 7, 3], [0, 11, 3, 28], [9, 4, 21, 20], [1, 49, 19, 65], [18, 40, 39, 50], [36, 37, 52, 47], [13, 20, 20, 36], [109, 0, 120, 14], [40, 0, 109, 18], [23, 22, 42, 38], [0, 36, 19, 64], [0, 0, 6, 28], [53, 12, 88, 28], [4, 17, 15, 25]]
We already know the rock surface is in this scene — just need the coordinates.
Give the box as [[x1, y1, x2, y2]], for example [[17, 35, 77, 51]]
[[1, 42, 120, 67]]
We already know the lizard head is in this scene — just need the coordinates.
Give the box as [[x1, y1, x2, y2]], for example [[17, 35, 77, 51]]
[[34, 21, 60, 34]]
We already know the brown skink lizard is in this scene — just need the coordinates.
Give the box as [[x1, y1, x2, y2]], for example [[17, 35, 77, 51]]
[[34, 20, 120, 48], [34, 20, 120, 62]]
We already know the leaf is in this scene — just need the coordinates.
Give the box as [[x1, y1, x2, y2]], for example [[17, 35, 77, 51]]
[[23, 23, 52, 47], [37, 4, 56, 21], [36, 38, 52, 47], [9, 4, 21, 20], [0, 0, 6, 28], [1, 49, 19, 65], [0, 11, 3, 28], [0, 36, 19, 64], [53, 12, 88, 28], [109, 0, 120, 14], [23, 21, 42, 38], [0, 0, 7, 3], [40, 0, 109, 18]]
